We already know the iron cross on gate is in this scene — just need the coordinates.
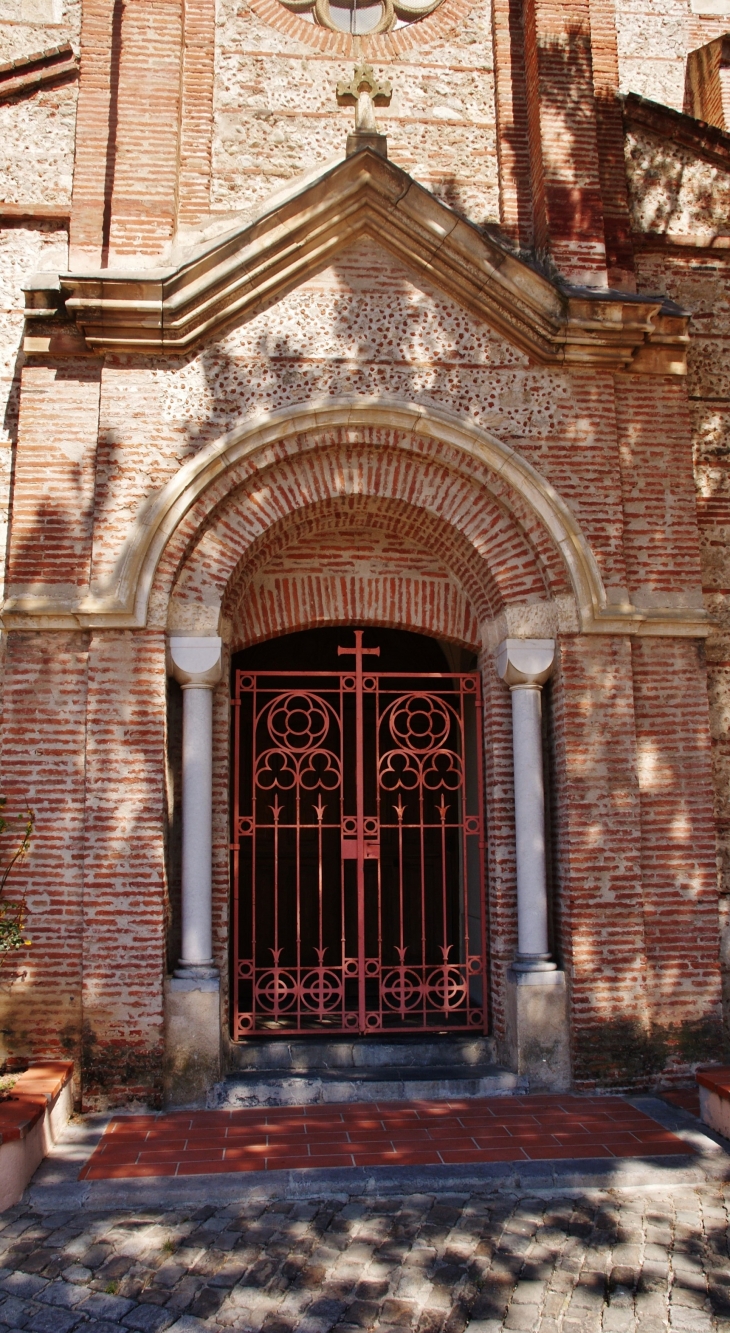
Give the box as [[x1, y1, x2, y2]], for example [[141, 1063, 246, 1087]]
[[338, 631, 380, 1029]]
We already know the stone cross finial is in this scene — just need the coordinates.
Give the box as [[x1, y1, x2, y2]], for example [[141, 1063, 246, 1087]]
[[337, 63, 392, 134]]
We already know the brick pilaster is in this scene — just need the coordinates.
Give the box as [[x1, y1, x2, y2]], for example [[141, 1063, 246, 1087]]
[[491, 0, 534, 249], [106, 0, 184, 262], [81, 630, 167, 1107], [588, 0, 635, 290], [631, 638, 722, 1046], [69, 0, 120, 268], [178, 0, 215, 225], [6, 363, 101, 597], [522, 0, 608, 285]]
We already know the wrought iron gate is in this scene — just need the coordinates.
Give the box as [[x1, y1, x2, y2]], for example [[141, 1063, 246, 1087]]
[[230, 633, 488, 1036]]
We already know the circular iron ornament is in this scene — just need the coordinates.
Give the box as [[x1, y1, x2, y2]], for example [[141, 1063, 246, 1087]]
[[299, 969, 344, 1011], [381, 967, 424, 1010], [278, 0, 442, 34], [426, 965, 467, 1010], [267, 691, 331, 751], [255, 969, 298, 1011], [387, 693, 453, 753]]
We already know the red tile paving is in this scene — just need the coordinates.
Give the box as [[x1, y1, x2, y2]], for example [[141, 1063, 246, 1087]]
[[659, 1089, 701, 1117], [78, 1095, 693, 1181]]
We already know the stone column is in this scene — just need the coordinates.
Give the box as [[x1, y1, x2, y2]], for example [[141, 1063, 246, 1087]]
[[165, 636, 223, 1105], [496, 638, 570, 1089]]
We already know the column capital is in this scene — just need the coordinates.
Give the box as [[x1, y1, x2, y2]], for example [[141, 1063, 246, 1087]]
[[496, 638, 555, 689], [167, 636, 223, 688]]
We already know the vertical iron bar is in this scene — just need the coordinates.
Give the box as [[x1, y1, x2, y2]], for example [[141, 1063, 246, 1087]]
[[251, 678, 258, 1027], [231, 675, 241, 1032]]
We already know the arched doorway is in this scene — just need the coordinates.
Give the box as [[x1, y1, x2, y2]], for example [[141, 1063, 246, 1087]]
[[230, 627, 487, 1039]]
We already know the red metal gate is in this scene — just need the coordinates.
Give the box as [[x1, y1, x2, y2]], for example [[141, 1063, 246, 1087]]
[[230, 633, 488, 1036]]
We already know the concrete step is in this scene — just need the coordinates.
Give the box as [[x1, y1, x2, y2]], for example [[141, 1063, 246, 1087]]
[[213, 1067, 524, 1108], [228, 1035, 498, 1073], [216, 1036, 523, 1107]]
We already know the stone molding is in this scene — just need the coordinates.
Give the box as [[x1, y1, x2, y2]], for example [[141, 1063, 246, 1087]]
[[24, 150, 688, 374], [1, 397, 708, 639]]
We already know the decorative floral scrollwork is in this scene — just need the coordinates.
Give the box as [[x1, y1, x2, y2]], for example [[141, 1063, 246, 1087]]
[[278, 0, 442, 35]]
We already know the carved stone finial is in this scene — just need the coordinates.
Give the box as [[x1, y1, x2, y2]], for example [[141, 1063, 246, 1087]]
[[337, 63, 392, 157]]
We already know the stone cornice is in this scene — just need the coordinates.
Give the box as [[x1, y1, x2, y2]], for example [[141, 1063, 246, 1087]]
[[23, 150, 688, 374], [0, 42, 78, 104], [622, 91, 730, 174]]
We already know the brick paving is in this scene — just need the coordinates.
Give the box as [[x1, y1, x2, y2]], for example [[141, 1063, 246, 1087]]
[[79, 1099, 690, 1182], [0, 1180, 730, 1331]]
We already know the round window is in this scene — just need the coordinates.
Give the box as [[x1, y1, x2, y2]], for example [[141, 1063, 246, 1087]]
[[279, 0, 442, 35]]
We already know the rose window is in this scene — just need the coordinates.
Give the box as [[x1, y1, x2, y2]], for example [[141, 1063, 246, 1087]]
[[279, 0, 443, 35]]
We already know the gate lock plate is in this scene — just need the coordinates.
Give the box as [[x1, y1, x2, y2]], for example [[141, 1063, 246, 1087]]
[[342, 839, 380, 860]]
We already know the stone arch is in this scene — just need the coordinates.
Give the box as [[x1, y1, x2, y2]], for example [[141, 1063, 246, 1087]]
[[137, 400, 605, 634]]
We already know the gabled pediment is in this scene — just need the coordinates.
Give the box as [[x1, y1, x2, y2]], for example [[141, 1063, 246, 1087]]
[[25, 149, 687, 373]]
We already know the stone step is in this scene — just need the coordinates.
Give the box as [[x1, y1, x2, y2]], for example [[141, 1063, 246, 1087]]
[[217, 1036, 522, 1106], [213, 1066, 523, 1107], [228, 1034, 497, 1074]]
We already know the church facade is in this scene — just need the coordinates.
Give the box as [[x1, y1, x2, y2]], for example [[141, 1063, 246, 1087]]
[[1, 0, 730, 1107]]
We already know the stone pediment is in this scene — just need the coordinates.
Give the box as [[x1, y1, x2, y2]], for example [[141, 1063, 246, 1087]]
[[24, 149, 688, 374]]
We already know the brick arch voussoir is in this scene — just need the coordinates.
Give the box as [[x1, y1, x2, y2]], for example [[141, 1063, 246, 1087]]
[[160, 441, 560, 635], [152, 429, 567, 630], [221, 495, 499, 649]]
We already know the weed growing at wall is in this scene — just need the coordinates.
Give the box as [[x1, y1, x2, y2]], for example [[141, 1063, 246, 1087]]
[[0, 797, 33, 964]]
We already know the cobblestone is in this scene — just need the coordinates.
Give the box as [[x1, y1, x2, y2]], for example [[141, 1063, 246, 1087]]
[[0, 1186, 725, 1330]]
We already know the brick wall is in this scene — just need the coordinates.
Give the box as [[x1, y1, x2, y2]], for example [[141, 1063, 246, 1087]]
[[0, 0, 728, 1100]]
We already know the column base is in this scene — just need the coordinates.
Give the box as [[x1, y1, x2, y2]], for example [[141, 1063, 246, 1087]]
[[164, 975, 221, 1106], [511, 953, 558, 973], [174, 963, 219, 981], [503, 968, 571, 1091]]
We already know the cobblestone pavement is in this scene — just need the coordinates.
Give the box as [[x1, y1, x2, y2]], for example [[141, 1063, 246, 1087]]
[[0, 1182, 729, 1333]]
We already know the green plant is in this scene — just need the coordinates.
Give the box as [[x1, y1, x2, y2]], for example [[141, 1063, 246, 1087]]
[[162, 1239, 175, 1254], [0, 796, 34, 964], [104, 1281, 119, 1295]]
